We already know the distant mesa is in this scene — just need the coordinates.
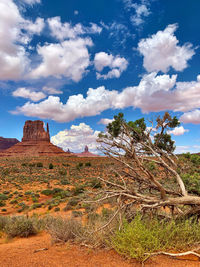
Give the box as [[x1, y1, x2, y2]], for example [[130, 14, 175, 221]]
[[75, 145, 99, 157], [0, 137, 19, 151], [1, 120, 68, 157]]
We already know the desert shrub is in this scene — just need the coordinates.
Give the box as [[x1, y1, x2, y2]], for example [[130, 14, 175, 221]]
[[31, 203, 42, 209], [111, 215, 200, 262], [4, 216, 38, 238], [183, 152, 191, 159], [181, 173, 200, 195], [0, 201, 6, 207], [190, 154, 200, 165], [0, 194, 8, 201], [85, 162, 91, 167], [60, 179, 70, 185], [58, 169, 67, 175], [72, 210, 83, 217], [54, 207, 60, 212], [0, 216, 9, 231], [89, 178, 102, 189], [36, 162, 43, 168], [47, 217, 83, 243], [41, 189, 53, 196], [72, 185, 85, 196], [49, 163, 54, 169], [64, 197, 80, 211]]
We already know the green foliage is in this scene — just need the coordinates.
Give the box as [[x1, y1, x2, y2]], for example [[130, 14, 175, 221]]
[[111, 215, 200, 262], [36, 162, 43, 167], [106, 112, 124, 137], [154, 133, 175, 152], [0, 194, 8, 201], [190, 154, 200, 165], [49, 163, 54, 169], [181, 173, 200, 195]]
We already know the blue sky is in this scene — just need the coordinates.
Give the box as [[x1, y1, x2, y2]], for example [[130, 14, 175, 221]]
[[1, 0, 200, 153]]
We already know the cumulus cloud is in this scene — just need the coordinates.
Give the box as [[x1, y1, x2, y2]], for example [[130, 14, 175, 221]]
[[42, 86, 62, 95], [138, 24, 195, 73], [98, 118, 114, 125], [168, 126, 189, 136], [23, 17, 45, 35], [0, 0, 45, 80], [12, 86, 117, 122], [51, 123, 100, 153], [180, 109, 200, 124], [29, 38, 93, 81], [12, 87, 46, 102], [12, 73, 176, 122], [13, 71, 200, 123], [48, 16, 102, 40], [94, 52, 128, 79]]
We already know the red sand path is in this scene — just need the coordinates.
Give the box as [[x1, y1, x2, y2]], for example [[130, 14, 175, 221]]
[[0, 233, 199, 267]]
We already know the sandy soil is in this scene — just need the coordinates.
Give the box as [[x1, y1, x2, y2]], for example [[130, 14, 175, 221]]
[[0, 233, 200, 267]]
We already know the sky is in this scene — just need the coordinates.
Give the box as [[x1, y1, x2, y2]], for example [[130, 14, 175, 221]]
[[1, 0, 200, 153]]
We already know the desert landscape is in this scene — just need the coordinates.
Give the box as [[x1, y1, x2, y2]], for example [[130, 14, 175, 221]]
[[1, 0, 200, 266], [0, 117, 200, 266]]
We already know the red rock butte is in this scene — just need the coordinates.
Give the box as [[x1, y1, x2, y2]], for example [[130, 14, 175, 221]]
[[1, 120, 68, 157], [75, 145, 100, 157]]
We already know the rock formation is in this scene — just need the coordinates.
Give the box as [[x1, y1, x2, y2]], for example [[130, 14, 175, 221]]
[[1, 120, 70, 157], [22, 120, 50, 142], [76, 145, 99, 157], [0, 137, 19, 151]]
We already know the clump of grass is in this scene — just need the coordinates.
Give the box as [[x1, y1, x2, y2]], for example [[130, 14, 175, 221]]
[[111, 214, 200, 262], [46, 217, 83, 243], [4, 216, 38, 238]]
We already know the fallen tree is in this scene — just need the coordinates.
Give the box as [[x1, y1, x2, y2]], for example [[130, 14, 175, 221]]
[[96, 112, 200, 219]]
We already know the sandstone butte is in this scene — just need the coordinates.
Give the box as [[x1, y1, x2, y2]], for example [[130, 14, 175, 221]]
[[0, 120, 69, 157], [75, 145, 100, 157]]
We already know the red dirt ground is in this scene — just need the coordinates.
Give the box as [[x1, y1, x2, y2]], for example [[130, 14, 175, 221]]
[[0, 233, 200, 267]]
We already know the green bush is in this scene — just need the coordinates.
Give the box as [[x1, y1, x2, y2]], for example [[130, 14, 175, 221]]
[[111, 215, 200, 262], [181, 173, 200, 195], [36, 162, 43, 168], [190, 154, 200, 165], [49, 163, 54, 169]]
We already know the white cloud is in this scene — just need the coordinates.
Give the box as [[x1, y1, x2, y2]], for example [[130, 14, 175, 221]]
[[12, 86, 118, 122], [180, 109, 200, 124], [29, 38, 93, 81], [12, 73, 175, 122], [23, 17, 45, 35], [48, 17, 102, 41], [168, 126, 189, 136], [51, 123, 100, 153], [130, 3, 150, 26], [98, 118, 114, 125], [21, 0, 41, 4], [138, 24, 195, 73], [94, 52, 128, 79], [12, 87, 46, 102], [0, 0, 45, 80], [42, 86, 62, 95], [12, 71, 200, 123]]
